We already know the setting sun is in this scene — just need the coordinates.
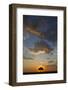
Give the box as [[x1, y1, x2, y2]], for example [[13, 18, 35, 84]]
[[37, 65, 47, 72]]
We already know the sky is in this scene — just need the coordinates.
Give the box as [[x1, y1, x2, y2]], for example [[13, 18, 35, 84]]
[[23, 15, 57, 64]]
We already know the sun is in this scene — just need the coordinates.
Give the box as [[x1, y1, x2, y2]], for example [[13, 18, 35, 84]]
[[37, 65, 45, 72]]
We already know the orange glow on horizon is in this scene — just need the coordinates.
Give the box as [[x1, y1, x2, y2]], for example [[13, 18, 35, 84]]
[[23, 59, 57, 73]]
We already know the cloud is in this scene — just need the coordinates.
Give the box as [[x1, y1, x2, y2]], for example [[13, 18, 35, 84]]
[[23, 47, 34, 59], [30, 50, 46, 55], [32, 46, 57, 61], [24, 25, 46, 40], [23, 31, 30, 40], [23, 56, 33, 60]]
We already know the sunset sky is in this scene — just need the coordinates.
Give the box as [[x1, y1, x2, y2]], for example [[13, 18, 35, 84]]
[[23, 15, 57, 74]]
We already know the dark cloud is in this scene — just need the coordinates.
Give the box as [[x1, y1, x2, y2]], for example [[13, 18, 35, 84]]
[[23, 15, 57, 57]]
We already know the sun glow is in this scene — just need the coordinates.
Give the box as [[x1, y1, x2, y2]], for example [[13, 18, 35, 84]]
[[37, 65, 48, 72]]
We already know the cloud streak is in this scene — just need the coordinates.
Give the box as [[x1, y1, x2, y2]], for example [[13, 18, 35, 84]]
[[30, 50, 46, 55]]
